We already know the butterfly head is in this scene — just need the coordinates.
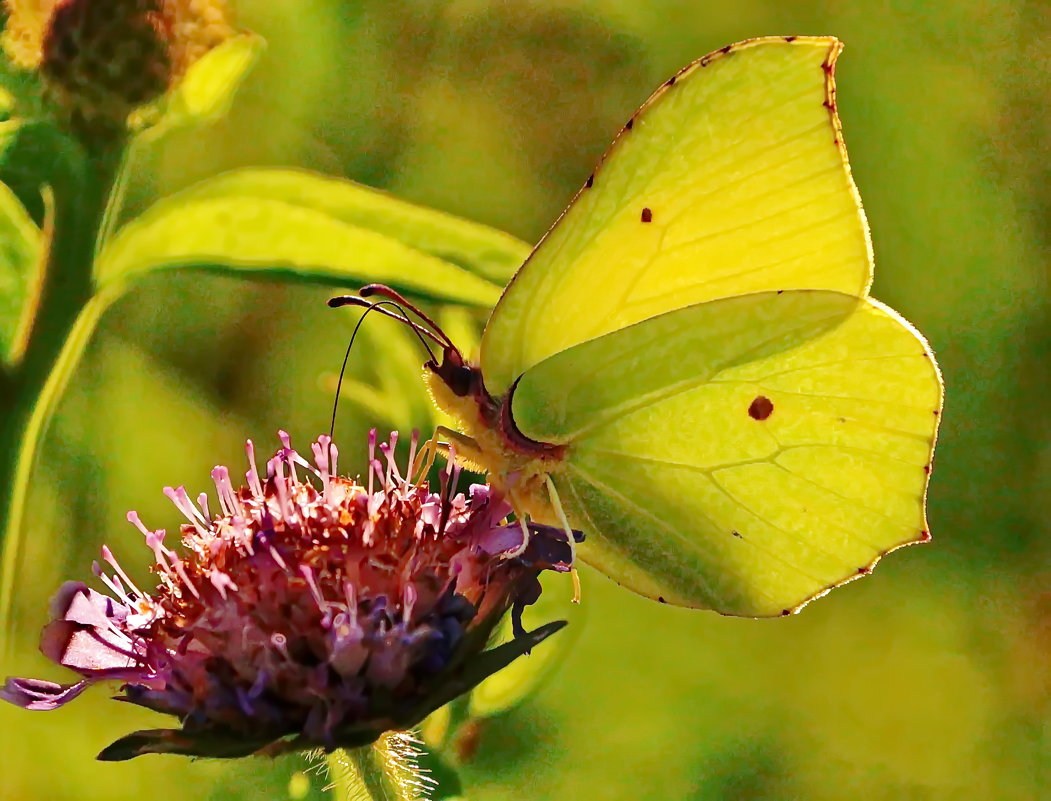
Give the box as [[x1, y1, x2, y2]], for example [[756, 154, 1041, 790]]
[[328, 286, 565, 520], [329, 284, 482, 389], [427, 343, 486, 401]]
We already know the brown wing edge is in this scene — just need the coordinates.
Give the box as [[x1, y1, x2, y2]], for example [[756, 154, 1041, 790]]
[[774, 298, 944, 619]]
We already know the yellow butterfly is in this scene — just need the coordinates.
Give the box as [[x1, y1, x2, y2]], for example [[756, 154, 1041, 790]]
[[342, 36, 943, 618]]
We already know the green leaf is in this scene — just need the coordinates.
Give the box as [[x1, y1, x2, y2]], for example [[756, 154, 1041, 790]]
[[0, 178, 41, 364], [0, 86, 13, 120], [95, 192, 504, 307], [0, 55, 45, 121], [468, 583, 578, 718], [0, 119, 21, 161], [0, 119, 83, 224], [135, 34, 265, 139], [155, 167, 530, 284]]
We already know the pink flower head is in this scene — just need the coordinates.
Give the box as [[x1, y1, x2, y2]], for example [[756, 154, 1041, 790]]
[[2, 431, 576, 760]]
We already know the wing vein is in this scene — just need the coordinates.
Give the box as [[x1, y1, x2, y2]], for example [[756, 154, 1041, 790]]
[[706, 469, 873, 566], [719, 352, 926, 381], [580, 442, 926, 474], [566, 463, 770, 605], [561, 310, 846, 440], [659, 156, 841, 233], [517, 99, 840, 365]]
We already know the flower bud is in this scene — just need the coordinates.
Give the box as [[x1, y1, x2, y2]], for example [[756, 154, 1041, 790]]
[[2, 0, 235, 137], [40, 0, 171, 136]]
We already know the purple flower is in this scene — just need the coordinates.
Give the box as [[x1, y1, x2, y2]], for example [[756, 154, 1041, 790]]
[[2, 431, 575, 760]]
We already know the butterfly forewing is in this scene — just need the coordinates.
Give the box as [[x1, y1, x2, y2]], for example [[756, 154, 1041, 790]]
[[480, 37, 872, 396]]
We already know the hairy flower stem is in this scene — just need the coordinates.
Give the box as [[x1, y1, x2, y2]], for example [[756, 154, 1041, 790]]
[[333, 741, 420, 801], [0, 140, 124, 632]]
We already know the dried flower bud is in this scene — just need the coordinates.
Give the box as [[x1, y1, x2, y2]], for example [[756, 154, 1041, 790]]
[[1, 431, 575, 760], [40, 0, 171, 135], [2, 0, 235, 137]]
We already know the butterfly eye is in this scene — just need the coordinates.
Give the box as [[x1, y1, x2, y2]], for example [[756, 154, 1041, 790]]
[[447, 364, 476, 397]]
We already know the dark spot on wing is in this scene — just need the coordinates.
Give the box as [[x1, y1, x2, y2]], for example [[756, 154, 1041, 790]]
[[625, 117, 634, 130], [857, 566, 871, 575], [781, 609, 792, 617], [665, 75, 676, 87], [838, 417, 846, 423], [932, 409, 940, 416], [732, 530, 742, 538], [658, 596, 667, 604], [641, 207, 653, 223], [776, 289, 784, 294], [585, 174, 594, 189], [719, 44, 732, 54], [919, 530, 932, 542], [748, 396, 774, 421], [923, 464, 931, 475], [785, 35, 798, 42]]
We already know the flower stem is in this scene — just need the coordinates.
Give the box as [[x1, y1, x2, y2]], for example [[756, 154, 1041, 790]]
[[94, 138, 135, 259], [330, 736, 426, 801], [0, 140, 124, 635], [349, 745, 406, 801]]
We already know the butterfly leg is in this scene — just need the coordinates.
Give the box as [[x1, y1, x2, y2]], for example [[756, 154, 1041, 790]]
[[410, 430, 443, 484], [545, 476, 582, 604], [413, 425, 485, 484], [427, 425, 489, 475]]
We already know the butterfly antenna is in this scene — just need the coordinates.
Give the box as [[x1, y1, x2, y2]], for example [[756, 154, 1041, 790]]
[[359, 284, 458, 353], [328, 295, 446, 349], [327, 298, 440, 442]]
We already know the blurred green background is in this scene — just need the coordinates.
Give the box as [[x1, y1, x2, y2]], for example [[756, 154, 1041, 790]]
[[2, 0, 1048, 799]]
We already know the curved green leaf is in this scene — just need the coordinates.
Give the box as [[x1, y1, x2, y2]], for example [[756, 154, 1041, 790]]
[[156, 167, 530, 283], [0, 179, 41, 365], [460, 571, 581, 722], [0, 119, 19, 157], [94, 194, 503, 307], [0, 120, 83, 224]]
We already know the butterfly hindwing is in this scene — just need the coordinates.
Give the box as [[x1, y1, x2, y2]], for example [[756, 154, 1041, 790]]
[[510, 290, 941, 616]]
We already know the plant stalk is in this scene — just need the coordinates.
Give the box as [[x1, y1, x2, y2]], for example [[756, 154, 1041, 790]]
[[330, 737, 425, 801], [0, 140, 124, 633]]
